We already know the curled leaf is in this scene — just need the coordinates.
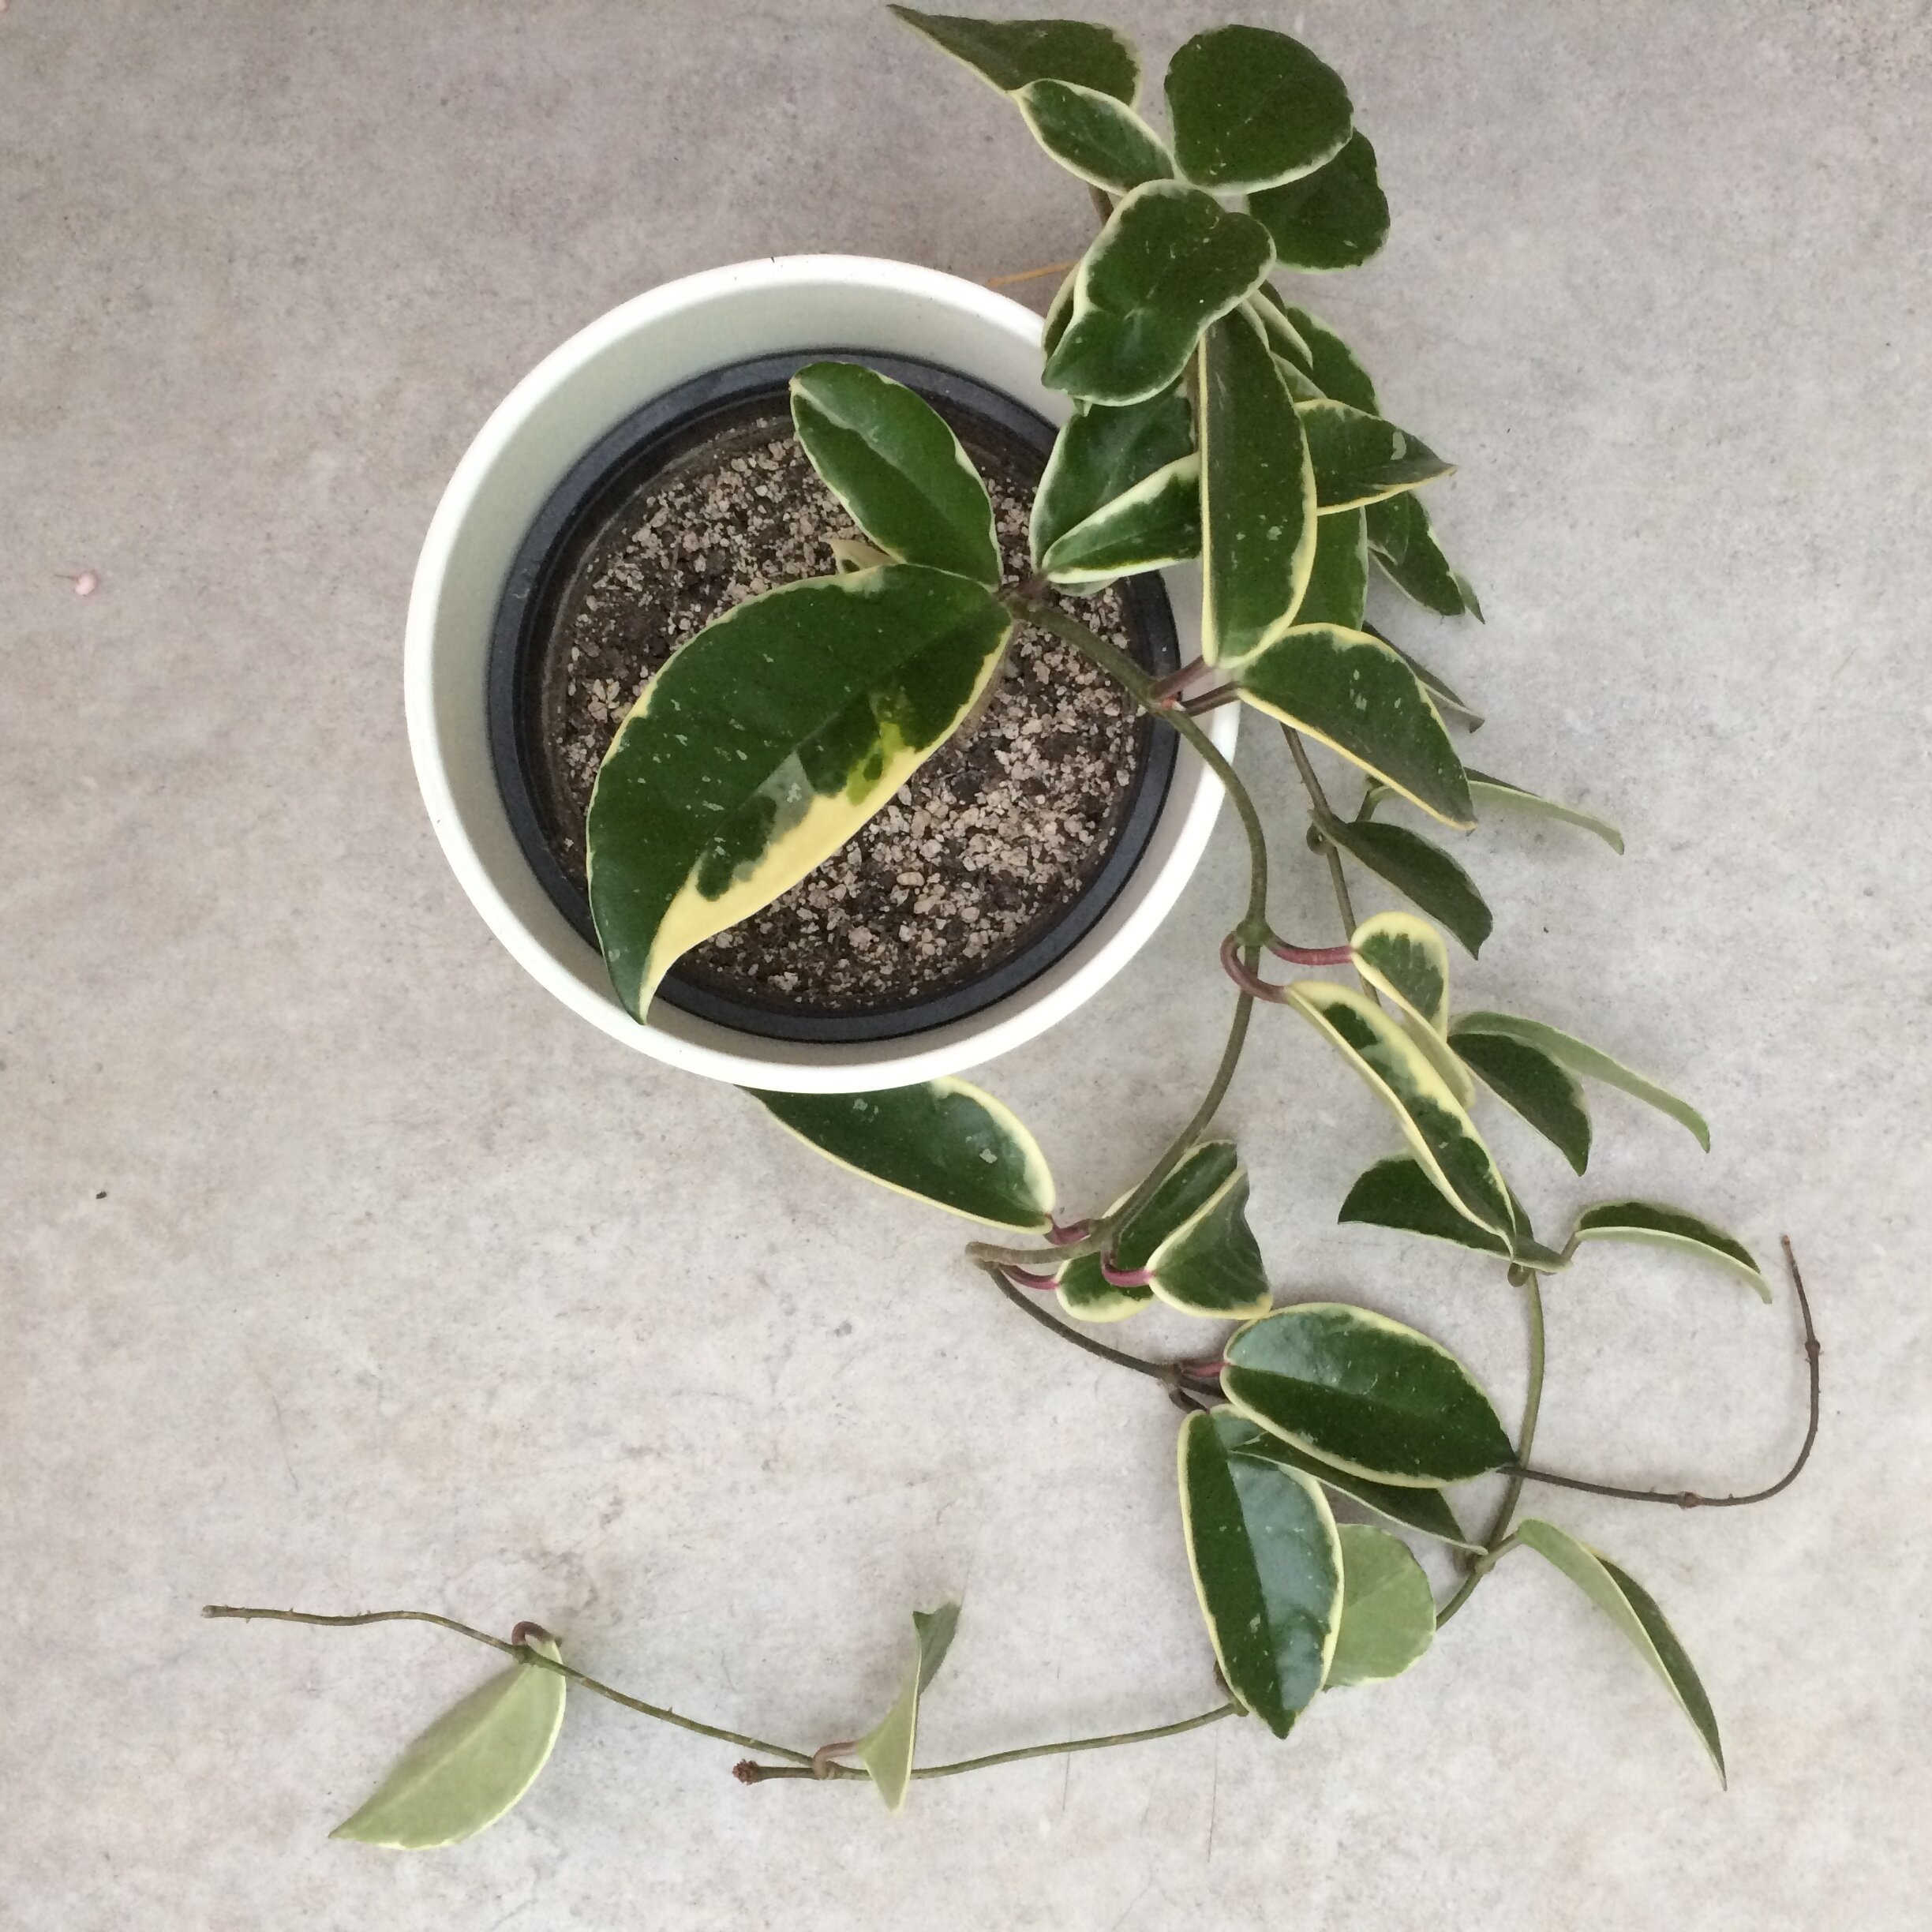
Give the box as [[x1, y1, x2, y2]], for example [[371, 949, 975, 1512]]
[[856, 1603, 961, 1812], [1569, 1201, 1769, 1301]]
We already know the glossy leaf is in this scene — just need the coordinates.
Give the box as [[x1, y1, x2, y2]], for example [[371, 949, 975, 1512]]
[[1044, 182, 1275, 406], [751, 1080, 1054, 1231], [1042, 266, 1076, 358], [1031, 386, 1193, 564], [1350, 911, 1449, 1032], [1016, 80, 1170, 192], [1284, 981, 1514, 1234], [1365, 490, 1482, 620], [1165, 25, 1353, 194], [588, 567, 1009, 1017], [1215, 1413, 1478, 1550], [1234, 628, 1473, 826], [1339, 1155, 1510, 1258], [1178, 1409, 1342, 1735], [889, 8, 1139, 102], [1316, 808, 1492, 956], [1466, 769, 1623, 852], [1294, 507, 1368, 630], [1515, 1520, 1724, 1784], [790, 362, 999, 587], [1450, 1012, 1709, 1151], [856, 1602, 961, 1813], [331, 1635, 566, 1849], [1247, 290, 1312, 365], [1453, 1030, 1592, 1175], [1199, 308, 1316, 665], [1249, 132, 1389, 271], [1041, 455, 1200, 586], [1328, 1526, 1436, 1687], [1266, 295, 1380, 412], [1301, 400, 1453, 511], [1223, 1302, 1514, 1485], [1571, 1201, 1769, 1301]]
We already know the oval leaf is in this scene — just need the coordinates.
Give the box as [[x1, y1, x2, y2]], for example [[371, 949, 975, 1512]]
[[1265, 296, 1380, 412], [1466, 769, 1623, 852], [750, 1080, 1054, 1231], [889, 7, 1139, 101], [1515, 1520, 1724, 1784], [331, 1635, 566, 1849], [1234, 627, 1474, 826], [1452, 1030, 1593, 1175], [1178, 1409, 1342, 1735], [1450, 1011, 1709, 1151], [856, 1602, 961, 1813], [1215, 1412, 1478, 1550], [588, 567, 1010, 1017], [1043, 182, 1274, 406], [1570, 1201, 1769, 1301], [790, 362, 999, 587], [1165, 25, 1353, 194], [1316, 808, 1493, 956], [1248, 131, 1390, 271], [1030, 385, 1193, 564], [1199, 308, 1316, 665], [1327, 1526, 1436, 1687], [1285, 981, 1513, 1234], [1365, 490, 1482, 620], [1338, 1154, 1511, 1259], [1224, 1303, 1514, 1485], [1041, 455, 1201, 586], [1015, 79, 1170, 192], [1294, 506, 1368, 630], [1301, 400, 1452, 510]]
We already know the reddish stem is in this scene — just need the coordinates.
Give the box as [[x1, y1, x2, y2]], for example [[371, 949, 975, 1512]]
[[1148, 658, 1213, 706], [1268, 939, 1353, 966], [1099, 1257, 1155, 1289], [1046, 1219, 1092, 1246], [1219, 933, 1292, 1003], [1002, 1264, 1061, 1292]]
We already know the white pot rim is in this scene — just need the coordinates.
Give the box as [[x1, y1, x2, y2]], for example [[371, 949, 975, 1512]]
[[405, 255, 1234, 1093]]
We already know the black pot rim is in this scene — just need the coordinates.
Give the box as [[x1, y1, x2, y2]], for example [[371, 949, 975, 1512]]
[[488, 347, 1181, 1046]]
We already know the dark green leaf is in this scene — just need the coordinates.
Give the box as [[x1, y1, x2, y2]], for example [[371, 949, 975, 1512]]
[[1015, 79, 1170, 192], [1465, 769, 1623, 852], [1316, 809, 1493, 956], [1365, 491, 1482, 620], [1301, 400, 1453, 510], [1199, 309, 1316, 665], [1327, 1526, 1436, 1687], [1044, 182, 1274, 406], [750, 1080, 1054, 1231], [1234, 627, 1474, 826], [1031, 388, 1193, 565], [1294, 506, 1368, 629], [889, 8, 1140, 102], [1249, 131, 1390, 271], [1165, 25, 1353, 194], [1571, 1201, 1769, 1301], [1451, 1031, 1593, 1175], [1247, 290, 1311, 365], [856, 1601, 961, 1812], [1339, 1155, 1511, 1257], [1215, 1413, 1478, 1550], [1265, 296, 1380, 412], [1515, 1521, 1724, 1784], [1042, 266, 1076, 358], [790, 362, 999, 587], [1223, 1303, 1514, 1485], [1450, 1011, 1709, 1151], [1040, 455, 1200, 586], [1178, 1410, 1342, 1735], [589, 567, 1010, 1017]]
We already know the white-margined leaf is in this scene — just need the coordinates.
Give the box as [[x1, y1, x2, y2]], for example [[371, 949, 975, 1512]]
[[1264, 294, 1380, 412], [1294, 506, 1368, 629], [1248, 131, 1389, 271], [1300, 399, 1453, 511], [1030, 385, 1193, 564], [1350, 911, 1471, 1103], [1015, 79, 1170, 192], [889, 7, 1139, 102], [1040, 455, 1200, 586], [1165, 25, 1353, 193], [1569, 1201, 1769, 1301]]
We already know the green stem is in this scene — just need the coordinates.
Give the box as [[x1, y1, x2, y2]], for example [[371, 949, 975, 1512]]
[[1436, 1269, 1544, 1628], [979, 1260, 1219, 1390], [736, 1701, 1238, 1783]]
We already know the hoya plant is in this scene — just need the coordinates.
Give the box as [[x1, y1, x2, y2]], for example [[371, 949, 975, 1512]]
[[211, 12, 1818, 1842]]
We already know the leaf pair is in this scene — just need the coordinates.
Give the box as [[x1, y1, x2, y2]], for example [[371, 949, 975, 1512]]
[[588, 361, 1014, 1019]]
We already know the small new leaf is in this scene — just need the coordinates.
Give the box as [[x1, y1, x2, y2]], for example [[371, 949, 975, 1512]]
[[331, 1634, 567, 1849], [889, 8, 1140, 103], [1327, 1526, 1436, 1687], [1249, 132, 1390, 271], [856, 1602, 961, 1813], [1165, 25, 1354, 194], [750, 1080, 1054, 1231], [1515, 1521, 1725, 1784], [1015, 80, 1170, 193], [1570, 1201, 1769, 1301]]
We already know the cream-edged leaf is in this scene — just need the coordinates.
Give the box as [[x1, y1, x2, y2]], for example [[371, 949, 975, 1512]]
[[1265, 296, 1380, 412], [331, 1635, 566, 1849], [1365, 490, 1482, 620], [1040, 455, 1200, 586], [1327, 1526, 1436, 1687], [1317, 808, 1492, 955], [1015, 79, 1170, 192], [1247, 290, 1312, 365], [1030, 385, 1193, 564], [1569, 1202, 1769, 1301], [1453, 1030, 1593, 1175], [1350, 911, 1450, 1032], [1248, 131, 1390, 271], [750, 1080, 1054, 1231], [1165, 25, 1353, 194], [1042, 265, 1076, 358], [1293, 506, 1368, 630], [829, 537, 893, 574], [889, 8, 1139, 102], [1515, 1521, 1725, 1784], [1300, 399, 1453, 510], [856, 1603, 961, 1813]]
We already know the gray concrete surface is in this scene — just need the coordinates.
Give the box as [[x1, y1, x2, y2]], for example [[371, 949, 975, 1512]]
[[2, 2, 1926, 1926]]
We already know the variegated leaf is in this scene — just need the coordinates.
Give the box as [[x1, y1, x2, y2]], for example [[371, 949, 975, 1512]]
[[1030, 385, 1192, 564], [1040, 455, 1200, 586], [1569, 1201, 1769, 1301], [1044, 182, 1275, 406], [1301, 400, 1453, 511], [1340, 1154, 1511, 1258], [1247, 290, 1312, 365], [1264, 295, 1380, 412], [1015, 79, 1170, 192], [1233, 628, 1473, 826], [1294, 507, 1368, 630], [750, 1080, 1054, 1231], [588, 566, 1009, 1017], [1042, 264, 1076, 358], [829, 537, 892, 574], [889, 7, 1140, 102], [1365, 490, 1482, 620], [1165, 25, 1353, 194], [1452, 1029, 1592, 1175], [855, 1602, 960, 1813], [1249, 132, 1390, 271], [1316, 808, 1492, 956], [1351, 911, 1470, 1103], [1199, 307, 1316, 665], [1327, 1525, 1436, 1687], [1284, 981, 1513, 1235]]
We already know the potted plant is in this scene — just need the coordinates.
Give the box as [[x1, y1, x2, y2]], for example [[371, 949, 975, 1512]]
[[219, 9, 1817, 1842]]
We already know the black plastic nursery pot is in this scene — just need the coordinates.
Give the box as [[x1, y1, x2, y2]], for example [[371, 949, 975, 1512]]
[[487, 350, 1181, 1047]]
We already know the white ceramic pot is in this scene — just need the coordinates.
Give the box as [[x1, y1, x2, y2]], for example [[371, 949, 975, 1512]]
[[405, 255, 1236, 1093]]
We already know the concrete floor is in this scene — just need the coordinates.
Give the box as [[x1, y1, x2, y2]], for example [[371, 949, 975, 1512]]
[[3, 2, 1926, 1926]]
